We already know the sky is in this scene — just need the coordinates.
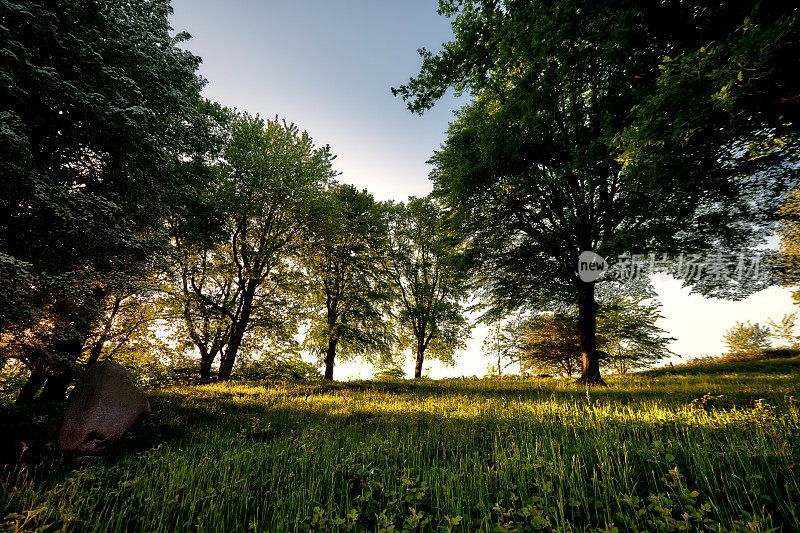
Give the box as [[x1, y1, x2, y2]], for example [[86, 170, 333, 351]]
[[169, 1, 797, 379]]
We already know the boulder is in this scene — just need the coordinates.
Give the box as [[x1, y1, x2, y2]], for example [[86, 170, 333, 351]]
[[57, 360, 151, 454]]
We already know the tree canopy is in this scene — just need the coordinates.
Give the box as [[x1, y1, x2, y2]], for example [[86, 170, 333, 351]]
[[384, 197, 470, 378], [169, 112, 336, 381], [302, 184, 395, 380], [1, 0, 204, 400], [722, 321, 772, 358], [394, 0, 798, 385]]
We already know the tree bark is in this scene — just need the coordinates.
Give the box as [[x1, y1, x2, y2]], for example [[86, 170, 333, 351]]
[[87, 340, 104, 367], [37, 334, 84, 402], [575, 281, 607, 386], [16, 372, 46, 403], [414, 339, 425, 379], [324, 337, 338, 380], [199, 347, 214, 381], [87, 296, 121, 366], [218, 339, 239, 381], [37, 370, 74, 402], [218, 282, 257, 381]]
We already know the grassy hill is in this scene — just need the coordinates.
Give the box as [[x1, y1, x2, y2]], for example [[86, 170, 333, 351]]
[[2, 359, 799, 531]]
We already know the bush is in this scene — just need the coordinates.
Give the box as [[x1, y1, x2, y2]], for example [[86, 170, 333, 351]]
[[373, 367, 405, 380], [234, 357, 321, 382], [111, 344, 204, 389], [761, 348, 800, 359], [722, 321, 771, 358]]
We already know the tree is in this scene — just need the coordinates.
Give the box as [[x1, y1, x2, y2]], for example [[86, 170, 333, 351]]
[[597, 295, 675, 374], [384, 197, 470, 378], [514, 313, 582, 377], [0, 0, 203, 401], [501, 277, 672, 377], [620, 2, 800, 232], [722, 321, 772, 358], [169, 231, 237, 381], [393, 0, 796, 385], [482, 321, 519, 377], [171, 113, 335, 381], [767, 313, 800, 350], [302, 184, 395, 380], [81, 284, 168, 368]]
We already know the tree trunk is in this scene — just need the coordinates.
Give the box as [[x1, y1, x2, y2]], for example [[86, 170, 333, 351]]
[[218, 283, 257, 381], [87, 340, 104, 366], [324, 337, 338, 380], [218, 339, 239, 382], [37, 335, 84, 402], [37, 370, 74, 402], [16, 372, 46, 403], [199, 347, 214, 381], [575, 281, 607, 386], [414, 339, 425, 379], [87, 296, 121, 366]]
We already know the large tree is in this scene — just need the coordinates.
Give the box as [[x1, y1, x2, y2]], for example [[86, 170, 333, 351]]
[[172, 113, 335, 381], [0, 0, 203, 400], [393, 0, 797, 385], [302, 184, 395, 380], [383, 197, 470, 378]]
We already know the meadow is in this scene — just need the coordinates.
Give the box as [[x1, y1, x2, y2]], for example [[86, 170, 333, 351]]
[[2, 359, 799, 532]]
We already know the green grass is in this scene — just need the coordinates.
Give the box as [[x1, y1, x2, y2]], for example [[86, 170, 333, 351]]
[[2, 359, 800, 532]]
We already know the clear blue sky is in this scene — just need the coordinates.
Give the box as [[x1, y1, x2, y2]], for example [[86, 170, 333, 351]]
[[169, 1, 797, 379], [170, 0, 466, 201]]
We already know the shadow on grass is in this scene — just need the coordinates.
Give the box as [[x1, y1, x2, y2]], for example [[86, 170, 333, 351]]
[[3, 357, 797, 471]]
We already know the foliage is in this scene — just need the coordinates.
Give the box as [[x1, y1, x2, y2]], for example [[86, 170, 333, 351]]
[[767, 312, 800, 350], [722, 321, 772, 358], [79, 286, 172, 369], [302, 184, 396, 380], [482, 321, 520, 377], [0, 360, 29, 400], [0, 0, 203, 397], [234, 357, 321, 382], [372, 367, 406, 381], [508, 284, 673, 376], [621, 3, 800, 297], [514, 313, 583, 378], [393, 0, 797, 385], [169, 112, 335, 380], [383, 196, 470, 378], [597, 294, 675, 374], [3, 359, 800, 530], [112, 345, 199, 390], [774, 185, 800, 302]]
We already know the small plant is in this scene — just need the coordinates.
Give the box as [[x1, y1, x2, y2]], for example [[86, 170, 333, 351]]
[[690, 393, 726, 410]]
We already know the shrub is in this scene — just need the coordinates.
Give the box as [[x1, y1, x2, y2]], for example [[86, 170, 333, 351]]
[[373, 367, 405, 381], [234, 357, 321, 382], [722, 321, 771, 358]]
